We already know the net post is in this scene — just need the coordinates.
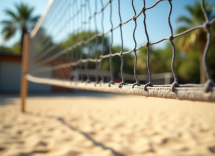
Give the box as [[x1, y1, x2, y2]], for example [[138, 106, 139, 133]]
[[20, 34, 30, 113]]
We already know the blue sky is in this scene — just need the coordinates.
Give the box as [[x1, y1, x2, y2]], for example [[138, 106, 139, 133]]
[[0, 0, 214, 50]]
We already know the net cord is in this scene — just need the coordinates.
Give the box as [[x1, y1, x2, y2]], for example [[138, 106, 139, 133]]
[[26, 74, 215, 102], [31, 0, 54, 38]]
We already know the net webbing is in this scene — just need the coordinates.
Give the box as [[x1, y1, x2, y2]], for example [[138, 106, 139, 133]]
[[28, 0, 215, 101]]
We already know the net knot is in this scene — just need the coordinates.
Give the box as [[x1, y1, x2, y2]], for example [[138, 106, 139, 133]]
[[132, 82, 140, 88], [205, 79, 214, 92], [119, 82, 126, 88], [109, 0, 112, 3], [145, 41, 150, 48], [133, 48, 136, 53], [171, 82, 179, 92], [120, 52, 123, 57], [168, 35, 174, 41], [142, 7, 146, 13], [119, 22, 122, 27], [108, 81, 114, 87], [132, 15, 137, 21], [94, 12, 97, 15], [204, 22, 210, 30], [144, 82, 152, 91], [110, 28, 113, 32]]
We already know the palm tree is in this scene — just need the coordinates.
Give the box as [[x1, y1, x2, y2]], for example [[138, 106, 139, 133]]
[[1, 3, 39, 54], [176, 0, 215, 84]]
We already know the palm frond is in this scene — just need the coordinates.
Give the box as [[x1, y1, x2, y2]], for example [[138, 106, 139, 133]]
[[185, 5, 194, 15], [175, 0, 215, 53], [1, 26, 16, 41], [176, 26, 189, 34], [15, 3, 34, 21], [175, 25, 202, 52], [176, 16, 193, 25], [0, 20, 13, 25], [4, 9, 17, 19], [30, 16, 40, 23]]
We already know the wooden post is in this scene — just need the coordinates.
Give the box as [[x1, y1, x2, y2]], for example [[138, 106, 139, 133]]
[[20, 34, 30, 113]]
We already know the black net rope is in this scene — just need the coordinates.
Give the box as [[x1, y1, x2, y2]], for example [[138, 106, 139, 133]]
[[29, 0, 215, 92]]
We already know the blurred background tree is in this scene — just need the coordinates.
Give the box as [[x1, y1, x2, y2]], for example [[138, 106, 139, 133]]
[[175, 0, 215, 83], [135, 0, 215, 84], [0, 3, 39, 54], [57, 31, 134, 78]]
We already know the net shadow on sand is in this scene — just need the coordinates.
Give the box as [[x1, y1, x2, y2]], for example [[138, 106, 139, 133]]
[[25, 111, 124, 156], [26, 90, 127, 98]]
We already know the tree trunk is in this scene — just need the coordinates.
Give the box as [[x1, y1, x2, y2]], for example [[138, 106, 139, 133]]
[[198, 31, 207, 84], [20, 28, 27, 54]]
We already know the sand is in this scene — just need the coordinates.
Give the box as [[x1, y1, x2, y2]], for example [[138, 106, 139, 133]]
[[0, 91, 215, 156]]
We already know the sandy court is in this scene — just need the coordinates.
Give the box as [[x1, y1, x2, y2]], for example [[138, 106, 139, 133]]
[[0, 91, 215, 156]]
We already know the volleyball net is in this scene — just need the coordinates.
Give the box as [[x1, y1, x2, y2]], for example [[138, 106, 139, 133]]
[[22, 0, 215, 103]]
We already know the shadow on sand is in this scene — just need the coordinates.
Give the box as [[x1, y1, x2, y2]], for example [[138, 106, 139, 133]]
[[0, 95, 20, 106], [26, 90, 127, 98], [25, 111, 124, 156], [0, 90, 127, 105]]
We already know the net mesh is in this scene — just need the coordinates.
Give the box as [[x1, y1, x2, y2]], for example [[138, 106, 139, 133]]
[[29, 0, 215, 95]]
